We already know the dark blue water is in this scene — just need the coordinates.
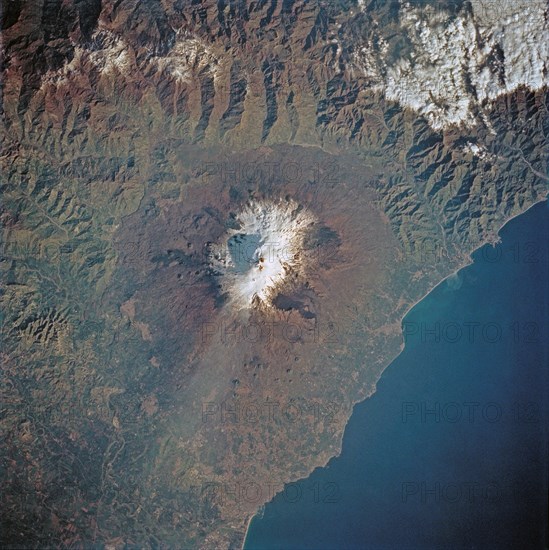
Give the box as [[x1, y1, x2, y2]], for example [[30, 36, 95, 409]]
[[245, 200, 549, 550]]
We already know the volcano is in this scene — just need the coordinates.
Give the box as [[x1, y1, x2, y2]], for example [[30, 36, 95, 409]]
[[209, 199, 317, 309]]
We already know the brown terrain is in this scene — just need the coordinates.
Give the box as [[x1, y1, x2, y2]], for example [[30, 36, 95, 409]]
[[1, 0, 547, 548]]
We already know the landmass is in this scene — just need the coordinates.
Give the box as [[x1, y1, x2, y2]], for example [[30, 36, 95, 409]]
[[1, 0, 547, 548]]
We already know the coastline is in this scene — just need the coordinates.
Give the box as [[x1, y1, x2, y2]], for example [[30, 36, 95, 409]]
[[398, 195, 549, 326], [242, 515, 255, 550], [240, 194, 549, 550]]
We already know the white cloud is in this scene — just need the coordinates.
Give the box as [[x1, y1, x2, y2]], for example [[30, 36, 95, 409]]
[[354, 0, 549, 131]]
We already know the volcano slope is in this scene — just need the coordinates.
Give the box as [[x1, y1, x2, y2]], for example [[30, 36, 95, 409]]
[[109, 144, 401, 542], [1, 0, 548, 548]]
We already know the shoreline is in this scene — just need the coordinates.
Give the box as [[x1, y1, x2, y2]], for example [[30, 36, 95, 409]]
[[240, 194, 548, 550], [242, 515, 255, 550], [398, 195, 549, 327]]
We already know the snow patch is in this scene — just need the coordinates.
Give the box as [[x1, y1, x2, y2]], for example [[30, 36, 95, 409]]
[[209, 200, 316, 310], [155, 32, 218, 84], [40, 27, 218, 87]]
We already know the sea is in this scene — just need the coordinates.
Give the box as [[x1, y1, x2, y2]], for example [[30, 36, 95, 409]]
[[244, 199, 548, 550]]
